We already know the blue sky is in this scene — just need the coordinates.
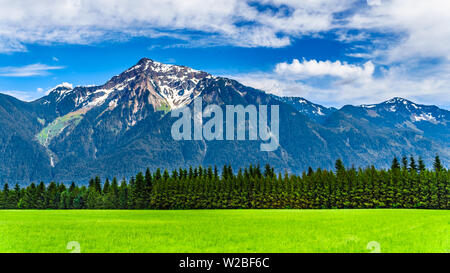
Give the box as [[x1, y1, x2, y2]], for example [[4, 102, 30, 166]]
[[0, 0, 449, 109]]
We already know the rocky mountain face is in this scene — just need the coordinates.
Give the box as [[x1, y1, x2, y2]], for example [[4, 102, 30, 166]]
[[0, 58, 448, 184], [273, 96, 337, 122]]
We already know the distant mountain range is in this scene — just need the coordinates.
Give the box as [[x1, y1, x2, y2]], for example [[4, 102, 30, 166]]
[[0, 58, 448, 184]]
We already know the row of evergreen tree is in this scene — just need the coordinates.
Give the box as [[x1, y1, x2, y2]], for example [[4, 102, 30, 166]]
[[0, 156, 448, 209]]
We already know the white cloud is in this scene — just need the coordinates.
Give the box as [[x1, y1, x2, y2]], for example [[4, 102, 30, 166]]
[[0, 90, 36, 101], [0, 0, 356, 52], [0, 63, 64, 77], [0, 37, 27, 53], [349, 0, 450, 62], [0, 0, 448, 64], [231, 60, 450, 109], [345, 52, 374, 59], [0, 0, 448, 108], [275, 59, 375, 81], [366, 0, 381, 6]]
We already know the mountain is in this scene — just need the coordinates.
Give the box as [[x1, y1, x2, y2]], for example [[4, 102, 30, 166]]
[[0, 58, 448, 184], [357, 97, 449, 143], [0, 93, 53, 182], [273, 96, 337, 122]]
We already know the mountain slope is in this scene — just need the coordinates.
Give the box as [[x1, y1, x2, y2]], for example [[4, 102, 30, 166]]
[[0, 93, 52, 183], [273, 96, 337, 122], [357, 97, 449, 143]]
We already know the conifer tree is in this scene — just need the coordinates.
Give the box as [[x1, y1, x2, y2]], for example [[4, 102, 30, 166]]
[[1, 183, 9, 209], [207, 166, 213, 179], [36, 182, 46, 209], [118, 178, 128, 209], [409, 156, 417, 172], [222, 165, 228, 180], [264, 164, 274, 178], [391, 157, 400, 170], [433, 155, 443, 171], [47, 182, 58, 209], [401, 156, 408, 170], [102, 178, 111, 208], [335, 159, 345, 174], [110, 177, 120, 208], [163, 169, 170, 181], [418, 157, 426, 172], [144, 168, 153, 207], [69, 182, 76, 192], [155, 168, 162, 181], [134, 172, 146, 209], [103, 178, 110, 194], [94, 176, 102, 193]]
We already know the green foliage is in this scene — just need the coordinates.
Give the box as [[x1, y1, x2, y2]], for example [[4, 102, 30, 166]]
[[1, 210, 449, 253], [156, 103, 171, 113], [36, 112, 83, 146], [434, 155, 443, 171], [1, 156, 448, 210]]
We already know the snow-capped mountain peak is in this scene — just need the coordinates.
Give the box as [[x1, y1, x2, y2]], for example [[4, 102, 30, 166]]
[[36, 58, 219, 131], [102, 58, 211, 109], [359, 97, 449, 124], [47, 82, 73, 94], [41, 58, 213, 114]]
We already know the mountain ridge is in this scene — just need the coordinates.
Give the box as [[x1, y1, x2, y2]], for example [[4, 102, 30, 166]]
[[0, 58, 448, 184]]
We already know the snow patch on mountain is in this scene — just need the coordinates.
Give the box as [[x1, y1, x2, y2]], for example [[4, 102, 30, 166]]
[[361, 104, 376, 109], [412, 113, 437, 122], [46, 82, 74, 100], [357, 97, 448, 125], [50, 82, 73, 91]]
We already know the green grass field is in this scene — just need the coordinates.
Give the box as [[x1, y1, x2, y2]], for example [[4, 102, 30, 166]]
[[0, 209, 448, 253]]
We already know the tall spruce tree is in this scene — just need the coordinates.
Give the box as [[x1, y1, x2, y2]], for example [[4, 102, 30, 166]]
[[335, 159, 345, 174], [401, 156, 408, 170], [1, 183, 9, 208], [418, 157, 426, 172], [134, 172, 146, 209], [391, 157, 400, 170], [433, 155, 443, 171], [409, 156, 417, 172]]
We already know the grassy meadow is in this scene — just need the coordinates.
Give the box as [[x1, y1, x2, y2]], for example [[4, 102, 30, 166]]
[[0, 209, 448, 253]]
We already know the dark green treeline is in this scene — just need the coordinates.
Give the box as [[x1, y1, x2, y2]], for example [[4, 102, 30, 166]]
[[1, 156, 448, 209]]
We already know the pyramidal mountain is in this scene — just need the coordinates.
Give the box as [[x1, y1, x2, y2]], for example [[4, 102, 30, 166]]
[[0, 58, 448, 184]]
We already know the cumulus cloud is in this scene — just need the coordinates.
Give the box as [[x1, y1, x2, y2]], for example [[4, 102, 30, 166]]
[[231, 60, 450, 109], [349, 0, 450, 62], [366, 0, 381, 6], [0, 63, 64, 77], [275, 59, 375, 81], [0, 0, 448, 64], [0, 0, 448, 108], [0, 0, 355, 52]]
